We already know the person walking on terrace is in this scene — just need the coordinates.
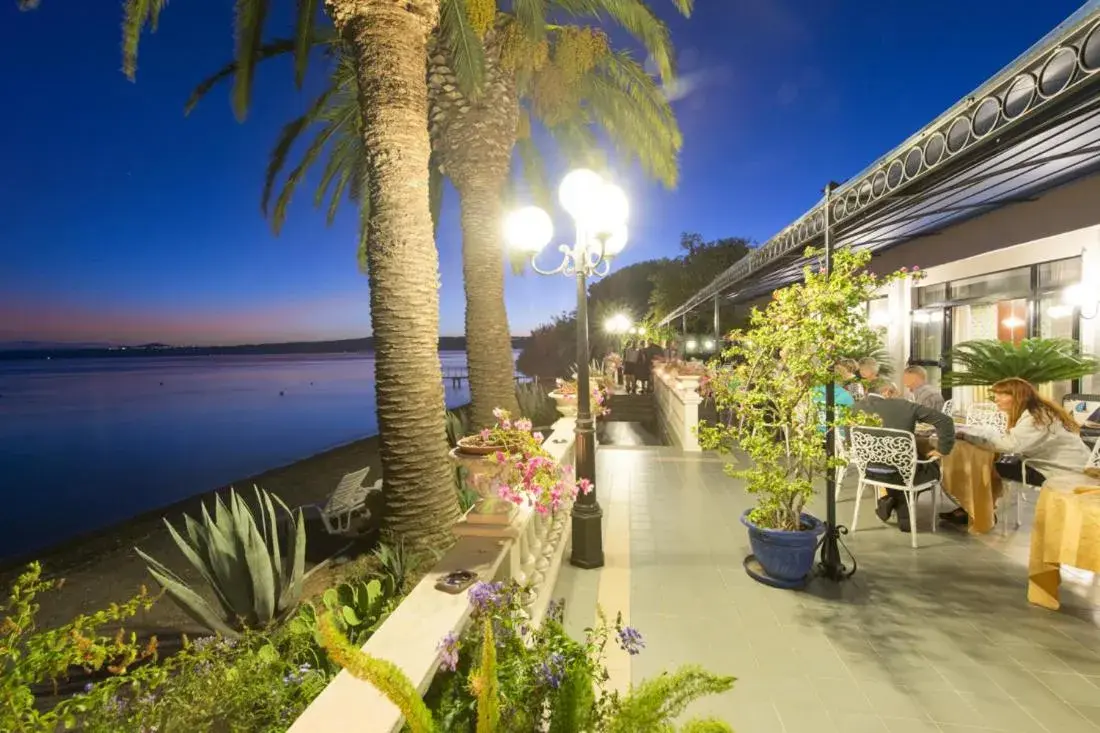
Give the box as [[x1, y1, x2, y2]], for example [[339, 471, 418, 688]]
[[902, 365, 945, 411], [623, 341, 639, 395], [853, 379, 956, 533]]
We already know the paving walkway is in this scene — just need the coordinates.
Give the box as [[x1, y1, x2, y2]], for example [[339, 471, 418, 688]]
[[554, 444, 1100, 732]]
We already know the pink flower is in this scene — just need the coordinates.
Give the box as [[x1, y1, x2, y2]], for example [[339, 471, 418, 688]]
[[492, 407, 505, 420], [479, 428, 491, 440], [578, 478, 594, 495], [533, 431, 544, 442]]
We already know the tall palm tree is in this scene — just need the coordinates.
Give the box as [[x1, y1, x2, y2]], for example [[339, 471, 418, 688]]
[[198, 1, 687, 429], [20, 0, 464, 546]]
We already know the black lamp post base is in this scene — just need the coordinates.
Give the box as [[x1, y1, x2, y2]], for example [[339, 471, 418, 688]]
[[816, 523, 856, 581], [570, 504, 605, 569]]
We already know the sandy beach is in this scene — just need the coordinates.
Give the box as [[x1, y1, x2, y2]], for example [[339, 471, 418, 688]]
[[1, 433, 386, 632]]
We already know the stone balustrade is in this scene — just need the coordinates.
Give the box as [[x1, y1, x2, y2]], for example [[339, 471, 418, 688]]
[[653, 365, 703, 452], [289, 417, 577, 733]]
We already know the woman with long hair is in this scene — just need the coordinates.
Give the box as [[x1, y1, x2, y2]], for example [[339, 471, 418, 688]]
[[975, 377, 1091, 485], [942, 378, 1094, 526]]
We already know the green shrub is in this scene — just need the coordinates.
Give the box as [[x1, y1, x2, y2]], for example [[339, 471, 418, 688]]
[[321, 581, 736, 731], [0, 563, 157, 731], [514, 382, 558, 427], [942, 338, 1100, 387]]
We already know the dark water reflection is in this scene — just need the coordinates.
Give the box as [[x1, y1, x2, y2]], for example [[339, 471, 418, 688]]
[[0, 353, 475, 559]]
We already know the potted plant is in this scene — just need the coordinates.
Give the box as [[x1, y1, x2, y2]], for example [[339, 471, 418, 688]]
[[941, 338, 1100, 387], [451, 409, 546, 524], [549, 377, 609, 418], [698, 247, 913, 588]]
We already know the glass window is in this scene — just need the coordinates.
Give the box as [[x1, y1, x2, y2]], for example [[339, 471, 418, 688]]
[[1039, 293, 1076, 402], [915, 283, 947, 307], [1037, 257, 1082, 290], [950, 267, 1031, 302], [911, 309, 944, 361]]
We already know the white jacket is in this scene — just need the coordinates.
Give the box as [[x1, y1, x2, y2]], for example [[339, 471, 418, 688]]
[[976, 412, 1096, 484]]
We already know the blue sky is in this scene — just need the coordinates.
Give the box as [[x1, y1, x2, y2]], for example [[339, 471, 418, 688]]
[[0, 1, 1088, 344]]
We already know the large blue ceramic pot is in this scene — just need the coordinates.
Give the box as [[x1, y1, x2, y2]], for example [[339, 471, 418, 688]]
[[740, 509, 825, 588]]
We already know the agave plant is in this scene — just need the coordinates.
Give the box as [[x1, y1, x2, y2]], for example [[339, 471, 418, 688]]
[[942, 338, 1100, 387], [514, 382, 557, 427], [444, 408, 471, 449], [136, 487, 312, 638]]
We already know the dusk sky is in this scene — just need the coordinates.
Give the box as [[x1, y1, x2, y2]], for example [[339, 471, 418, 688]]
[[0, 1, 1087, 345]]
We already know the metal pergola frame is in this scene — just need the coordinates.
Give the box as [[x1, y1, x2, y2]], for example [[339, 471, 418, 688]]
[[659, 2, 1100, 325]]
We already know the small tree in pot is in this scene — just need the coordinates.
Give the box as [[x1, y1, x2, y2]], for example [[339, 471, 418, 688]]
[[698, 246, 913, 586]]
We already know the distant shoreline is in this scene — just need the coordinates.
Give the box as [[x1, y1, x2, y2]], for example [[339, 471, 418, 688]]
[[0, 336, 531, 362]]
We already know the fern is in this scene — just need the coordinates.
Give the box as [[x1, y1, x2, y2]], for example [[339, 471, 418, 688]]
[[606, 665, 735, 732], [317, 614, 438, 733], [942, 338, 1100, 387]]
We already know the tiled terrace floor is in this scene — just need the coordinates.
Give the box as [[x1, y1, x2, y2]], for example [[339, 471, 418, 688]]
[[554, 444, 1100, 732]]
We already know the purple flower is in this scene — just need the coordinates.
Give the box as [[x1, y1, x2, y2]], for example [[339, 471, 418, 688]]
[[468, 581, 506, 614], [83, 682, 94, 693], [546, 598, 565, 622], [617, 626, 645, 655], [537, 652, 567, 689], [437, 632, 460, 672]]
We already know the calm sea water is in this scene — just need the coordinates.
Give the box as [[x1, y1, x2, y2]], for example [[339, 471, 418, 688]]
[[0, 352, 477, 560]]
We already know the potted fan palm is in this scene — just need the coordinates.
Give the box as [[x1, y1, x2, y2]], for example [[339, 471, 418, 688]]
[[941, 338, 1100, 387], [698, 247, 914, 588]]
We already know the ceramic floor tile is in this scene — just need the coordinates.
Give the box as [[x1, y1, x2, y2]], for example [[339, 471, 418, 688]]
[[550, 445, 1100, 733]]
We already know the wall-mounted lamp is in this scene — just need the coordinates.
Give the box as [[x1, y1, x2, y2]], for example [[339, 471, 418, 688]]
[[685, 339, 699, 353], [703, 339, 716, 351]]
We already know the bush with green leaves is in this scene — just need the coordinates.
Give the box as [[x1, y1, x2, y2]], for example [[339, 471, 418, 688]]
[[285, 576, 391, 672], [319, 580, 735, 732], [698, 247, 914, 530], [136, 487, 315, 638], [941, 337, 1100, 387], [0, 563, 157, 731]]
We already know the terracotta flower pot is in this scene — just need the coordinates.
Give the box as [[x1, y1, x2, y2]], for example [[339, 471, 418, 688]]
[[456, 436, 504, 456]]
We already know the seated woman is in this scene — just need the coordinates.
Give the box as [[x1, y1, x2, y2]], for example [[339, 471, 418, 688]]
[[943, 377, 1094, 524]]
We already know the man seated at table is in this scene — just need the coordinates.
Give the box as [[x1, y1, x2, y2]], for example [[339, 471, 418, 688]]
[[902, 365, 945, 411], [852, 379, 956, 532]]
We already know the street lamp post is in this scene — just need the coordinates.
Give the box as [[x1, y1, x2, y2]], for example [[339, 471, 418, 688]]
[[504, 169, 629, 570]]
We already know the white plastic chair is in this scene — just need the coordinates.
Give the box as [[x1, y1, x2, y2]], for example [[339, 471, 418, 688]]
[[1000, 438, 1100, 535], [849, 427, 942, 549], [302, 467, 379, 534], [967, 403, 1007, 433]]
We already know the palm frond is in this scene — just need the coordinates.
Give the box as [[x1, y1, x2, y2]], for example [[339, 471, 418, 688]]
[[294, 0, 322, 86], [512, 0, 549, 43], [121, 0, 170, 80], [440, 0, 487, 95], [231, 0, 271, 120], [942, 338, 1100, 387], [185, 38, 302, 115], [553, 0, 679, 83]]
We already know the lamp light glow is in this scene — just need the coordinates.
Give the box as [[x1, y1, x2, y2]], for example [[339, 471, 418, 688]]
[[589, 183, 629, 234], [600, 223, 628, 256], [686, 339, 698, 352], [1047, 304, 1074, 319], [604, 313, 632, 334], [704, 339, 716, 350], [1001, 316, 1025, 329], [558, 169, 603, 221], [1063, 283, 1087, 307], [504, 206, 554, 254]]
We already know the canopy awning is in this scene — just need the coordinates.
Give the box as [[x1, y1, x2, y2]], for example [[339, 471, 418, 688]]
[[659, 2, 1100, 324]]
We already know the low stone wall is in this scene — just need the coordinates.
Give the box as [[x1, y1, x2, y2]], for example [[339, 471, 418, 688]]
[[653, 366, 703, 452], [289, 418, 577, 733]]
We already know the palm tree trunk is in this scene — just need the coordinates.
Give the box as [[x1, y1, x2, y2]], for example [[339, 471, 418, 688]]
[[429, 36, 521, 428], [456, 170, 521, 428], [325, 0, 459, 546]]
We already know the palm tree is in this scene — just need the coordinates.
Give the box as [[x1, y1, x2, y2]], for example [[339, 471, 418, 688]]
[[100, 0, 461, 547], [201, 1, 687, 429]]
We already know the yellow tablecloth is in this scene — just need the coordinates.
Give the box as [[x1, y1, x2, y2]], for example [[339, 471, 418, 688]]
[[940, 440, 1003, 534], [1028, 483, 1100, 610]]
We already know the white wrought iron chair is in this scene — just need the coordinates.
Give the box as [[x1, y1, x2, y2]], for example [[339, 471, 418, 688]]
[[849, 427, 942, 549], [966, 403, 1007, 433], [302, 467, 379, 534], [999, 438, 1100, 535]]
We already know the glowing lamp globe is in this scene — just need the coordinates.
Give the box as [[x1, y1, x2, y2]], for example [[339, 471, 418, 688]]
[[601, 223, 628, 257], [590, 183, 629, 235], [504, 206, 553, 253], [558, 169, 603, 221]]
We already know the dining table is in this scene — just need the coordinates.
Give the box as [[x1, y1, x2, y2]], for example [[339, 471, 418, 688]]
[[920, 422, 1004, 534], [1028, 479, 1100, 610]]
